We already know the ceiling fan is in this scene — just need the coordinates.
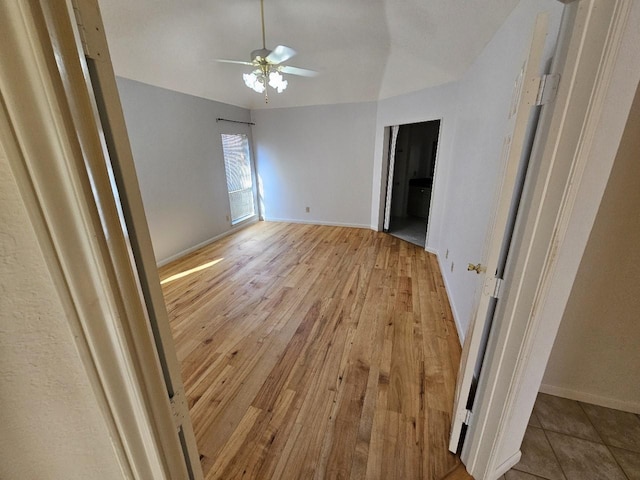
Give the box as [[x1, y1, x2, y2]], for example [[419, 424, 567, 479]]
[[215, 0, 317, 102]]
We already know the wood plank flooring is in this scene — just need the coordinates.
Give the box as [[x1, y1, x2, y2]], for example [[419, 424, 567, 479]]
[[159, 222, 464, 480]]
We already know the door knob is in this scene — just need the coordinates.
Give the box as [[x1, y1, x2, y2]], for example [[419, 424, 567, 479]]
[[467, 263, 486, 274]]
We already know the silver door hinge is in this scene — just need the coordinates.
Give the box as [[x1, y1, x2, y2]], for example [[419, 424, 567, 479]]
[[535, 74, 561, 106], [493, 277, 504, 299], [484, 275, 503, 299], [169, 389, 188, 430], [464, 409, 473, 425]]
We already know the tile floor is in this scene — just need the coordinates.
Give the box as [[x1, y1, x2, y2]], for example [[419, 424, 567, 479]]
[[498, 393, 640, 480], [388, 215, 427, 247]]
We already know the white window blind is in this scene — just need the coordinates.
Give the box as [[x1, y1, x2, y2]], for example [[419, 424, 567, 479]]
[[221, 134, 255, 223]]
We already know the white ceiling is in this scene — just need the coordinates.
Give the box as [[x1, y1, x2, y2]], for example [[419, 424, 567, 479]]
[[98, 0, 520, 110]]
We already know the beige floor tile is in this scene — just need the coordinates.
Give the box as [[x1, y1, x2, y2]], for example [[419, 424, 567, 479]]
[[533, 394, 600, 442], [506, 470, 547, 479], [528, 411, 541, 428], [546, 431, 626, 480], [581, 402, 640, 452], [515, 426, 565, 480], [610, 446, 640, 480]]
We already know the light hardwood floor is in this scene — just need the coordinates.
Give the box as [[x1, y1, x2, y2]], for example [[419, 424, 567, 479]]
[[160, 222, 466, 479]]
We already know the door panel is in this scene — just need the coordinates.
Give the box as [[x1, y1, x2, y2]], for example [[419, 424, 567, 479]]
[[70, 0, 203, 477], [449, 13, 550, 453], [383, 125, 400, 231]]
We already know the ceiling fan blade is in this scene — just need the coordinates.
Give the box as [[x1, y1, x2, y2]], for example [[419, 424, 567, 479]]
[[215, 59, 255, 66], [266, 45, 296, 64], [279, 65, 319, 77]]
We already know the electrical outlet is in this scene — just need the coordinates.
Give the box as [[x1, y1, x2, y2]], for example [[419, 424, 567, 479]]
[[305, 206, 310, 213], [226, 215, 230, 222], [451, 262, 454, 272], [445, 249, 449, 259]]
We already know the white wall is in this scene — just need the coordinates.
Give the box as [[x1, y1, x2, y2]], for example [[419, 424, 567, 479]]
[[117, 77, 256, 264], [478, 1, 640, 472], [372, 85, 461, 289], [248, 0, 562, 339], [541, 80, 640, 414], [372, 81, 460, 248], [252, 102, 377, 227], [0, 146, 123, 478], [371, 0, 563, 337], [441, 0, 562, 338], [117, 1, 561, 342]]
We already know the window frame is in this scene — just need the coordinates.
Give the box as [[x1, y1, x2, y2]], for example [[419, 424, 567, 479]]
[[219, 131, 259, 225]]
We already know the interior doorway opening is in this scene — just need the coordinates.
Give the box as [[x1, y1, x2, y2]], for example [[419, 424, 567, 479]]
[[383, 120, 440, 247]]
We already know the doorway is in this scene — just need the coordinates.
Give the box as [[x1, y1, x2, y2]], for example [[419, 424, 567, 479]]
[[384, 120, 440, 247]]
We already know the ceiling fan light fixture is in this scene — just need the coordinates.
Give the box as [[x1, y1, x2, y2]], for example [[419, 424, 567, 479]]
[[243, 71, 265, 93], [268, 71, 288, 93], [215, 0, 314, 102]]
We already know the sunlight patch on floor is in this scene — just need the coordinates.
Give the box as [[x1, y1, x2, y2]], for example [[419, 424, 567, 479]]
[[160, 258, 224, 285]]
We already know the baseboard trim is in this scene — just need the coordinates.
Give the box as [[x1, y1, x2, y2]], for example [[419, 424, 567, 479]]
[[434, 251, 465, 345], [264, 217, 371, 229], [492, 450, 521, 479], [539, 384, 640, 414], [157, 217, 259, 267]]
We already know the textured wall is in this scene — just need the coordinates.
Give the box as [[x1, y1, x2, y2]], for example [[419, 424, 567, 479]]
[[542, 81, 640, 413], [0, 146, 123, 478]]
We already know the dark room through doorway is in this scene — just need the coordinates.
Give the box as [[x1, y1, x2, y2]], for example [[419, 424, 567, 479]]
[[383, 120, 440, 247]]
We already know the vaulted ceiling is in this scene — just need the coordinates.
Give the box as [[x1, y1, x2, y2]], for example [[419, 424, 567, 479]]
[[98, 0, 520, 110]]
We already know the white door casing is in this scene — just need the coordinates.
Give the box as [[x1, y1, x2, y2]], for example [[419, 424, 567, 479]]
[[0, 1, 203, 478], [449, 13, 551, 453], [462, 1, 639, 478], [383, 125, 400, 231], [68, 0, 204, 477]]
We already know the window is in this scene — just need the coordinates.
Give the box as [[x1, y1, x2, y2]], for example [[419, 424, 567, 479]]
[[221, 133, 256, 224]]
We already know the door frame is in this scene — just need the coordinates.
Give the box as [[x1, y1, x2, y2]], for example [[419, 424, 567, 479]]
[[461, 0, 640, 478], [0, 1, 200, 478], [448, 11, 551, 454], [380, 118, 444, 248], [382, 125, 399, 231], [3, 0, 638, 479]]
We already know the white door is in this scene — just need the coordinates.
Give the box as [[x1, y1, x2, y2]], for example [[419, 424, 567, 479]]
[[70, 1, 203, 477], [449, 13, 553, 453], [383, 125, 400, 230]]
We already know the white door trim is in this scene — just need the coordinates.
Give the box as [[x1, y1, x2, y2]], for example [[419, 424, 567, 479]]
[[449, 12, 551, 454], [70, 0, 203, 475], [461, 1, 640, 478], [383, 125, 400, 230], [0, 2, 198, 478]]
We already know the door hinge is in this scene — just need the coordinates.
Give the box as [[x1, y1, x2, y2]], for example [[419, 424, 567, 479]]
[[493, 277, 504, 299], [464, 409, 473, 425], [169, 389, 188, 430], [483, 275, 503, 299], [535, 73, 561, 106]]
